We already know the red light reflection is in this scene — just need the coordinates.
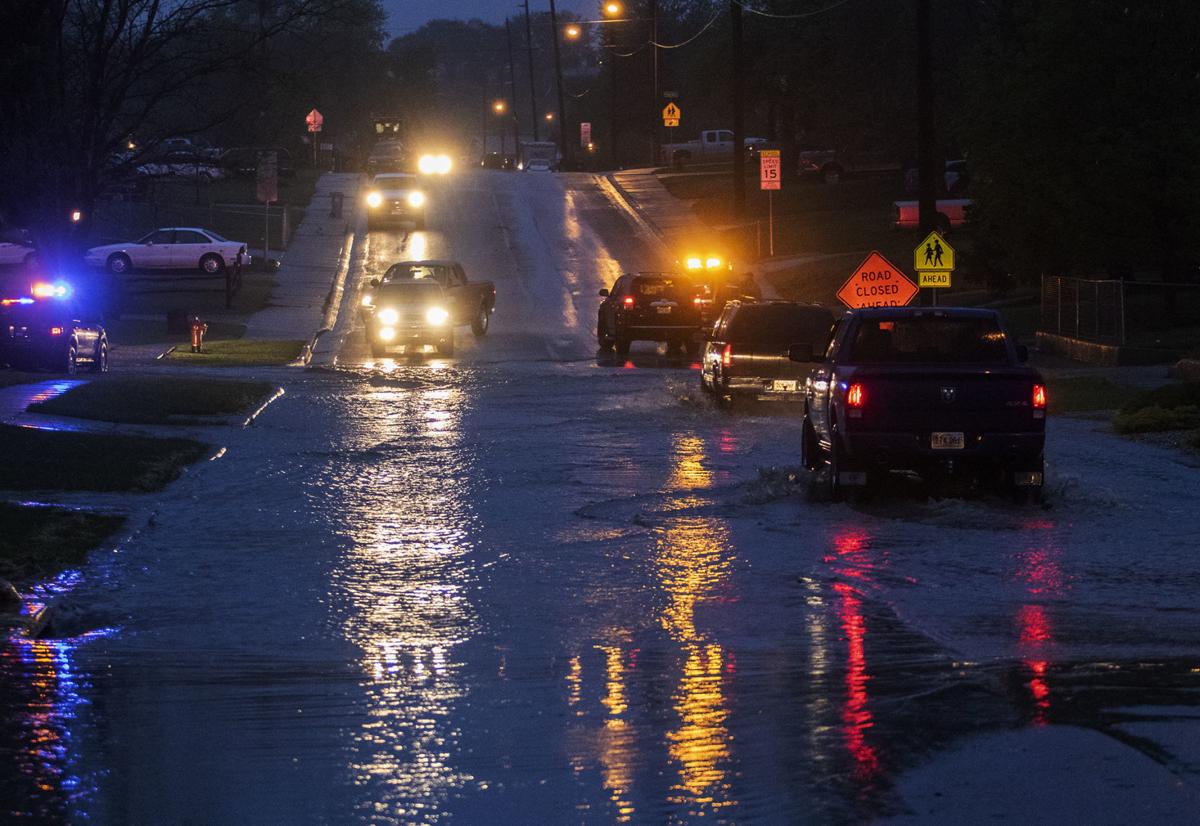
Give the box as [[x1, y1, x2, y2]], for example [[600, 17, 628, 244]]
[[1017, 604, 1052, 725], [834, 582, 880, 782]]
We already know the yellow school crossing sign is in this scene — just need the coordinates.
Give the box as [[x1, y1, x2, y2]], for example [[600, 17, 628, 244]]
[[914, 230, 954, 288], [662, 102, 681, 127]]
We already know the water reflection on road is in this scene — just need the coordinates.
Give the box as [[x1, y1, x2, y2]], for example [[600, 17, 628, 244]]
[[321, 372, 479, 821]]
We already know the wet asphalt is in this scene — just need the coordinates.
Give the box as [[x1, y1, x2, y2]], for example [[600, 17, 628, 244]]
[[3, 170, 1200, 823]]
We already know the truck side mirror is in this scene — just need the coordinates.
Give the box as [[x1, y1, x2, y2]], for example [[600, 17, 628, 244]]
[[598, 288, 609, 297], [370, 278, 380, 287], [1016, 344, 1029, 363], [788, 343, 815, 363]]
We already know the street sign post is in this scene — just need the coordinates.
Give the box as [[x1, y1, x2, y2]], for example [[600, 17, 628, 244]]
[[661, 102, 680, 128], [837, 251, 918, 309], [913, 230, 955, 304], [305, 108, 323, 133], [759, 149, 781, 256]]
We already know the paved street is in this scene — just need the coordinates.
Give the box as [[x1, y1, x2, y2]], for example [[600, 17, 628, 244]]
[[3, 170, 1200, 823]]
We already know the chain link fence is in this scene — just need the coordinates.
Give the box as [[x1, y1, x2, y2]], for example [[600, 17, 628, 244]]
[[1041, 276, 1200, 348]]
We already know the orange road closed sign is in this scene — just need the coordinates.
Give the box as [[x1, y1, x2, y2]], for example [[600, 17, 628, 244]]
[[837, 251, 918, 309]]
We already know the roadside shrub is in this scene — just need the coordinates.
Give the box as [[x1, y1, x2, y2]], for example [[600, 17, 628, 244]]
[[1120, 382, 1200, 414], [1112, 404, 1200, 434]]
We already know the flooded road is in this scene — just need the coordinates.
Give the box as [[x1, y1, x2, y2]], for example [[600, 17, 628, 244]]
[[4, 171, 1200, 822]]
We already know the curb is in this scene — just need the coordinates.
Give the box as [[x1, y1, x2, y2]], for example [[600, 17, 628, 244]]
[[242, 387, 286, 427], [305, 224, 357, 367], [597, 174, 672, 258]]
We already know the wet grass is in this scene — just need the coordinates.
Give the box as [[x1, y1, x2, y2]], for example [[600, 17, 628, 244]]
[[1111, 382, 1200, 434], [0, 424, 210, 491], [104, 318, 246, 347], [0, 502, 125, 582], [27, 376, 276, 425], [1046, 376, 1137, 414], [165, 338, 304, 367]]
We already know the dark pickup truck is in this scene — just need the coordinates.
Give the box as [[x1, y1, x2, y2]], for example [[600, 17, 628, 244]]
[[363, 259, 495, 333], [793, 307, 1046, 501]]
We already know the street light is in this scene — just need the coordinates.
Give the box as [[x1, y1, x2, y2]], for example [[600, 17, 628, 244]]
[[493, 99, 508, 114], [602, 2, 623, 18], [544, 112, 555, 122], [564, 23, 581, 39]]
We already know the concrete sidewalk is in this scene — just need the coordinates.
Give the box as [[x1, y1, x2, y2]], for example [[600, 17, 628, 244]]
[[243, 172, 360, 342]]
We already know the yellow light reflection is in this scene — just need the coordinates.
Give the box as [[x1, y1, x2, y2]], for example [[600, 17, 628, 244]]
[[599, 644, 637, 821]]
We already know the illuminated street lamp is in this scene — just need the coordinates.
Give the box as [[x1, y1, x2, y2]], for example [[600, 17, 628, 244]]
[[493, 99, 508, 115], [602, 2, 623, 18], [564, 23, 581, 39], [544, 112, 555, 122]]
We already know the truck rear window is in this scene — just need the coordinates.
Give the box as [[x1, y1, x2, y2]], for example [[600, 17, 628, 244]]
[[847, 316, 1009, 364], [384, 264, 451, 283], [727, 305, 833, 347], [634, 278, 693, 300]]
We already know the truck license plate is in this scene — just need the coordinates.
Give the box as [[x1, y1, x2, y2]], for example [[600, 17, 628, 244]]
[[656, 306, 672, 314], [772, 380, 797, 392], [931, 432, 965, 450]]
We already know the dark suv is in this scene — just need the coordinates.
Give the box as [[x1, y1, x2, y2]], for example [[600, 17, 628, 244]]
[[597, 272, 703, 357], [0, 295, 109, 373], [702, 300, 834, 404]]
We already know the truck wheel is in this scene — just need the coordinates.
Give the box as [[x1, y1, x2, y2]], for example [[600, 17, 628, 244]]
[[801, 415, 821, 471], [615, 335, 631, 357], [63, 342, 79, 375], [91, 339, 109, 373], [471, 304, 490, 337], [597, 315, 615, 351]]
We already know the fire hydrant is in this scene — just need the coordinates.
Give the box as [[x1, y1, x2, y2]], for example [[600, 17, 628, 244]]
[[189, 316, 208, 353]]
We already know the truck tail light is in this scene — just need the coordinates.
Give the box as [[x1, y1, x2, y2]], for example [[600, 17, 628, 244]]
[[846, 383, 866, 408], [1032, 383, 1046, 418], [722, 344, 732, 368], [623, 296, 635, 308]]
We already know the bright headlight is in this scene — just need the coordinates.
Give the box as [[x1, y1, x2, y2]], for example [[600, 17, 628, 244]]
[[435, 155, 452, 174], [407, 191, 426, 208], [425, 306, 449, 325], [366, 191, 382, 208], [685, 257, 702, 270], [378, 326, 396, 341], [377, 308, 399, 325], [418, 155, 436, 174], [706, 256, 722, 269], [361, 293, 373, 307]]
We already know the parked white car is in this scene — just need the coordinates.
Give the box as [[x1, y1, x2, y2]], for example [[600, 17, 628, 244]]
[[0, 229, 37, 270], [136, 151, 225, 181], [85, 227, 249, 275]]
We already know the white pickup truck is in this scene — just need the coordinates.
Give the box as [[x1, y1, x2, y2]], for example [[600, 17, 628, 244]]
[[663, 129, 766, 167]]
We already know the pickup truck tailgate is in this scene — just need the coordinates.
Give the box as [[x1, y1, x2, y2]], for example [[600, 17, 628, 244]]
[[848, 367, 1041, 433]]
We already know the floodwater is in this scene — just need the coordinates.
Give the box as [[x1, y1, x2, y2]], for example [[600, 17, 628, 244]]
[[4, 171, 1200, 823]]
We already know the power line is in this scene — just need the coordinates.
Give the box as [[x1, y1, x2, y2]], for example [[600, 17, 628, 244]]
[[732, 0, 858, 20]]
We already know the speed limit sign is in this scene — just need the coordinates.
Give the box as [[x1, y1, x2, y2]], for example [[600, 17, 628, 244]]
[[759, 149, 781, 190]]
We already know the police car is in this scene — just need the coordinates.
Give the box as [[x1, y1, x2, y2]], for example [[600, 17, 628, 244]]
[[0, 282, 109, 373]]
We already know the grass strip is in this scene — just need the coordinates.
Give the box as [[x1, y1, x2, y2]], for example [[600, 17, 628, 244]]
[[0, 502, 125, 582], [1113, 405, 1200, 434], [104, 318, 246, 347], [27, 376, 276, 425], [0, 424, 209, 492], [1119, 381, 1200, 414], [165, 339, 304, 367], [1046, 376, 1137, 414]]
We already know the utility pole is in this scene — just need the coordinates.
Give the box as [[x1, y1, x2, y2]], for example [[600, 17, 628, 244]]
[[608, 31, 618, 167], [916, 0, 936, 305], [548, 0, 569, 167], [481, 78, 488, 156], [731, 0, 745, 216], [506, 18, 521, 159], [650, 0, 658, 165], [522, 0, 540, 141]]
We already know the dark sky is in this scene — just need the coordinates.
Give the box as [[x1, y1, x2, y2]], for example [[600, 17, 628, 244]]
[[382, 0, 593, 38]]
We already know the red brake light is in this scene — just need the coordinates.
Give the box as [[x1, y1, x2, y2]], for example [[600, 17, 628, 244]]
[[846, 383, 866, 408], [1032, 384, 1046, 410], [622, 295, 635, 308], [50, 326, 64, 336], [722, 343, 732, 368]]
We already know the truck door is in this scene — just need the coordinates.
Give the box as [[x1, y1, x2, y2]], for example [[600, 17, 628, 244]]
[[447, 264, 469, 323]]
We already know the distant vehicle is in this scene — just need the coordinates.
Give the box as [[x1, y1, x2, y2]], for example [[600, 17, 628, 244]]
[[364, 173, 426, 230], [678, 253, 745, 327], [797, 148, 902, 184], [794, 307, 1046, 501], [362, 260, 496, 338], [219, 147, 295, 178], [893, 199, 974, 233], [0, 228, 37, 271], [597, 272, 704, 357], [85, 227, 249, 275], [519, 141, 558, 171], [0, 285, 108, 373], [137, 151, 224, 181], [662, 129, 767, 168], [702, 301, 835, 405], [366, 141, 410, 175], [360, 261, 494, 357]]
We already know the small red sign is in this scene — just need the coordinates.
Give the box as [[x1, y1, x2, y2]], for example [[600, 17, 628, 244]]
[[306, 108, 324, 133], [836, 251, 918, 309]]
